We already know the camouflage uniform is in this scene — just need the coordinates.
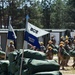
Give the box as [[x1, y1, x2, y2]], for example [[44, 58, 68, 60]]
[[46, 40, 53, 49], [46, 46, 53, 60], [64, 40, 70, 66], [72, 40, 75, 68], [39, 42, 46, 53], [7, 41, 15, 53], [58, 44, 66, 70]]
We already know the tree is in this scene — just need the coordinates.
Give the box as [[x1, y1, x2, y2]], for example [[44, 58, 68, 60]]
[[24, 0, 42, 28], [50, 0, 68, 29], [41, 0, 51, 28], [0, 0, 75, 29], [66, 0, 75, 29]]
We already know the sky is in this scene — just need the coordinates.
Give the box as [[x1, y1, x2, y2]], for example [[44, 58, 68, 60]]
[[0, 0, 53, 8]]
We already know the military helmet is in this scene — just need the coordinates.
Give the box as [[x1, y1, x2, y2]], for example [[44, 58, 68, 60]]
[[48, 46, 53, 50], [73, 40, 75, 42], [48, 40, 53, 44], [61, 36, 64, 39], [59, 44, 64, 47], [10, 41, 14, 44], [39, 42, 44, 45], [60, 41, 64, 44], [65, 35, 69, 39], [65, 40, 69, 43]]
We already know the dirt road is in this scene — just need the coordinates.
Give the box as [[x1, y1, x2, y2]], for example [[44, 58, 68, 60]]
[[53, 56, 75, 75]]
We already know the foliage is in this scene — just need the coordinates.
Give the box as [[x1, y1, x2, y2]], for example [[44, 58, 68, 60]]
[[66, 0, 75, 29], [0, 0, 75, 29]]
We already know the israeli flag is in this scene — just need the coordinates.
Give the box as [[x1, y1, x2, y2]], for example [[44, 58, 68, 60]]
[[5, 17, 17, 59], [7, 16, 17, 40], [7, 24, 17, 40]]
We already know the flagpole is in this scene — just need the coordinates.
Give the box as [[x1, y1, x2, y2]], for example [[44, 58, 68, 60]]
[[5, 38, 7, 60], [5, 16, 11, 60], [19, 15, 29, 75], [5, 16, 17, 59], [19, 42, 24, 75]]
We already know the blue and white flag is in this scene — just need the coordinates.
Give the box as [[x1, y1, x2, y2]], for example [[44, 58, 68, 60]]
[[24, 31, 40, 49], [7, 16, 17, 40], [5, 17, 17, 59], [7, 24, 17, 40], [24, 21, 49, 48], [26, 22, 49, 37]]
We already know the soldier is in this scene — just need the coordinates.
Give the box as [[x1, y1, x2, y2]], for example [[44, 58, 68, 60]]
[[7, 41, 15, 53], [39, 42, 46, 53], [64, 40, 70, 66], [46, 40, 53, 49], [65, 35, 69, 40], [47, 40, 58, 55], [46, 46, 53, 60], [60, 36, 64, 42], [0, 45, 5, 59], [60, 41, 64, 45], [28, 44, 36, 50], [73, 35, 75, 40], [51, 35, 56, 45], [58, 43, 66, 70], [0, 45, 2, 50], [72, 40, 75, 68]]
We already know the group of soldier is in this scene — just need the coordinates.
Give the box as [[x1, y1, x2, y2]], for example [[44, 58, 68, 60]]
[[1, 34, 75, 70], [35, 35, 75, 70]]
